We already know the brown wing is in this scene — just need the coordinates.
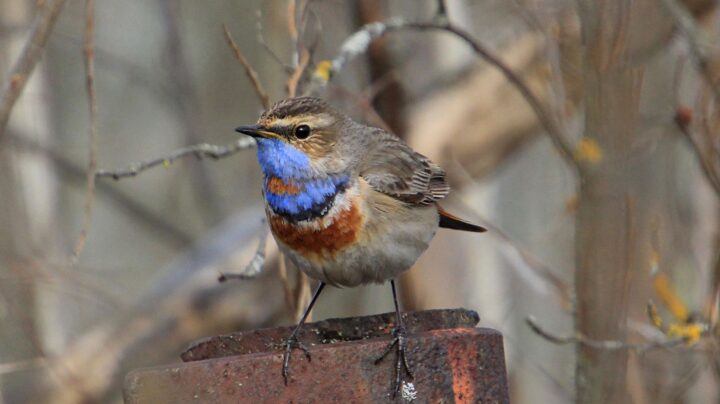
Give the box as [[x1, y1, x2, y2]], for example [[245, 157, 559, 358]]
[[358, 128, 449, 206]]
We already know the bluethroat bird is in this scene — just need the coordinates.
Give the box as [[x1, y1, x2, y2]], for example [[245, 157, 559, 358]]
[[236, 96, 486, 395]]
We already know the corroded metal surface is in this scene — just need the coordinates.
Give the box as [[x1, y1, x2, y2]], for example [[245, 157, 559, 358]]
[[182, 308, 480, 361], [124, 309, 508, 403]]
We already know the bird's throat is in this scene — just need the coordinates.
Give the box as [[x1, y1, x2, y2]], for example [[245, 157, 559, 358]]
[[254, 137, 350, 222]]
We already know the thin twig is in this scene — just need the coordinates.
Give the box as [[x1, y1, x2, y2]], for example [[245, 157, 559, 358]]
[[223, 24, 271, 110], [526, 316, 685, 351], [0, 0, 68, 139], [95, 138, 255, 180], [315, 17, 578, 171], [73, 0, 98, 260], [255, 10, 293, 74]]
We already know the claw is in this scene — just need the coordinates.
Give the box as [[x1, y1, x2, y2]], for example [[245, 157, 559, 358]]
[[374, 337, 398, 365], [281, 334, 312, 385], [374, 326, 413, 397]]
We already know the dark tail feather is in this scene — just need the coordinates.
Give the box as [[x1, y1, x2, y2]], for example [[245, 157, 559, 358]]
[[438, 207, 487, 233]]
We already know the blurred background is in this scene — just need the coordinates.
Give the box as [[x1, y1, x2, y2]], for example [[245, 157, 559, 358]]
[[1, 0, 719, 402]]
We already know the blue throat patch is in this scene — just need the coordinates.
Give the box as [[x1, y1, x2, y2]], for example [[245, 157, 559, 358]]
[[255, 138, 312, 179], [255, 138, 350, 221]]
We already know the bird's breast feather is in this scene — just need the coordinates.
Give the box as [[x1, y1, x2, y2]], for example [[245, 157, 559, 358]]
[[268, 194, 364, 259]]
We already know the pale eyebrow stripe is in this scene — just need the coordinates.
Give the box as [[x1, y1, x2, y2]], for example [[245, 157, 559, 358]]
[[264, 113, 333, 128]]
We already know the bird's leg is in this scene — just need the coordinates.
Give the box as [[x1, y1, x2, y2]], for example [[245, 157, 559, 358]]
[[281, 282, 325, 385], [374, 279, 413, 397]]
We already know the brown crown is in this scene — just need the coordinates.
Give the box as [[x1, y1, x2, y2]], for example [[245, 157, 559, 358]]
[[260, 97, 332, 121]]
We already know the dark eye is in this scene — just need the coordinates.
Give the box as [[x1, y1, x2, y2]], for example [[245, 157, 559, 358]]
[[294, 124, 311, 139]]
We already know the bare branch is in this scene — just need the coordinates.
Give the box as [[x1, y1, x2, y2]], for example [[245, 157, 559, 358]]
[[73, 0, 99, 261], [312, 17, 579, 172], [526, 316, 685, 351], [223, 24, 271, 110], [95, 138, 255, 180], [0, 0, 68, 139]]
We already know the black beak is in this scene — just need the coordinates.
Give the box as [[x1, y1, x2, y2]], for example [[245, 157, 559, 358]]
[[235, 124, 280, 140], [235, 124, 263, 138]]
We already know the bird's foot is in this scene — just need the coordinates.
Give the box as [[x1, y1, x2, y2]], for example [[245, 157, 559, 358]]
[[281, 333, 312, 385], [374, 326, 414, 398]]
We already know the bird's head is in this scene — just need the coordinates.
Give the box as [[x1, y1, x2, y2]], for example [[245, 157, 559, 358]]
[[236, 97, 353, 180]]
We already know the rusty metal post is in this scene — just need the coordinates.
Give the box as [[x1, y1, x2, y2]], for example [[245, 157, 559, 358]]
[[123, 309, 509, 403]]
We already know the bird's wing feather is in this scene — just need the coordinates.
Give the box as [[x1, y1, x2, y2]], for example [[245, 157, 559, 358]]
[[438, 206, 486, 232], [358, 129, 449, 206]]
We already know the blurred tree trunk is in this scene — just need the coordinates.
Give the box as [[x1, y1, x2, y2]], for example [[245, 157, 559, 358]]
[[0, 1, 60, 401], [574, 1, 671, 402]]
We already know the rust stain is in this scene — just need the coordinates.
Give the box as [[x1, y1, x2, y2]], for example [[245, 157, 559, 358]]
[[266, 176, 301, 195], [447, 329, 477, 404], [269, 200, 362, 257]]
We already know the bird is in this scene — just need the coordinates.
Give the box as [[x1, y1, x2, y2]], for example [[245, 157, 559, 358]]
[[235, 96, 486, 396]]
